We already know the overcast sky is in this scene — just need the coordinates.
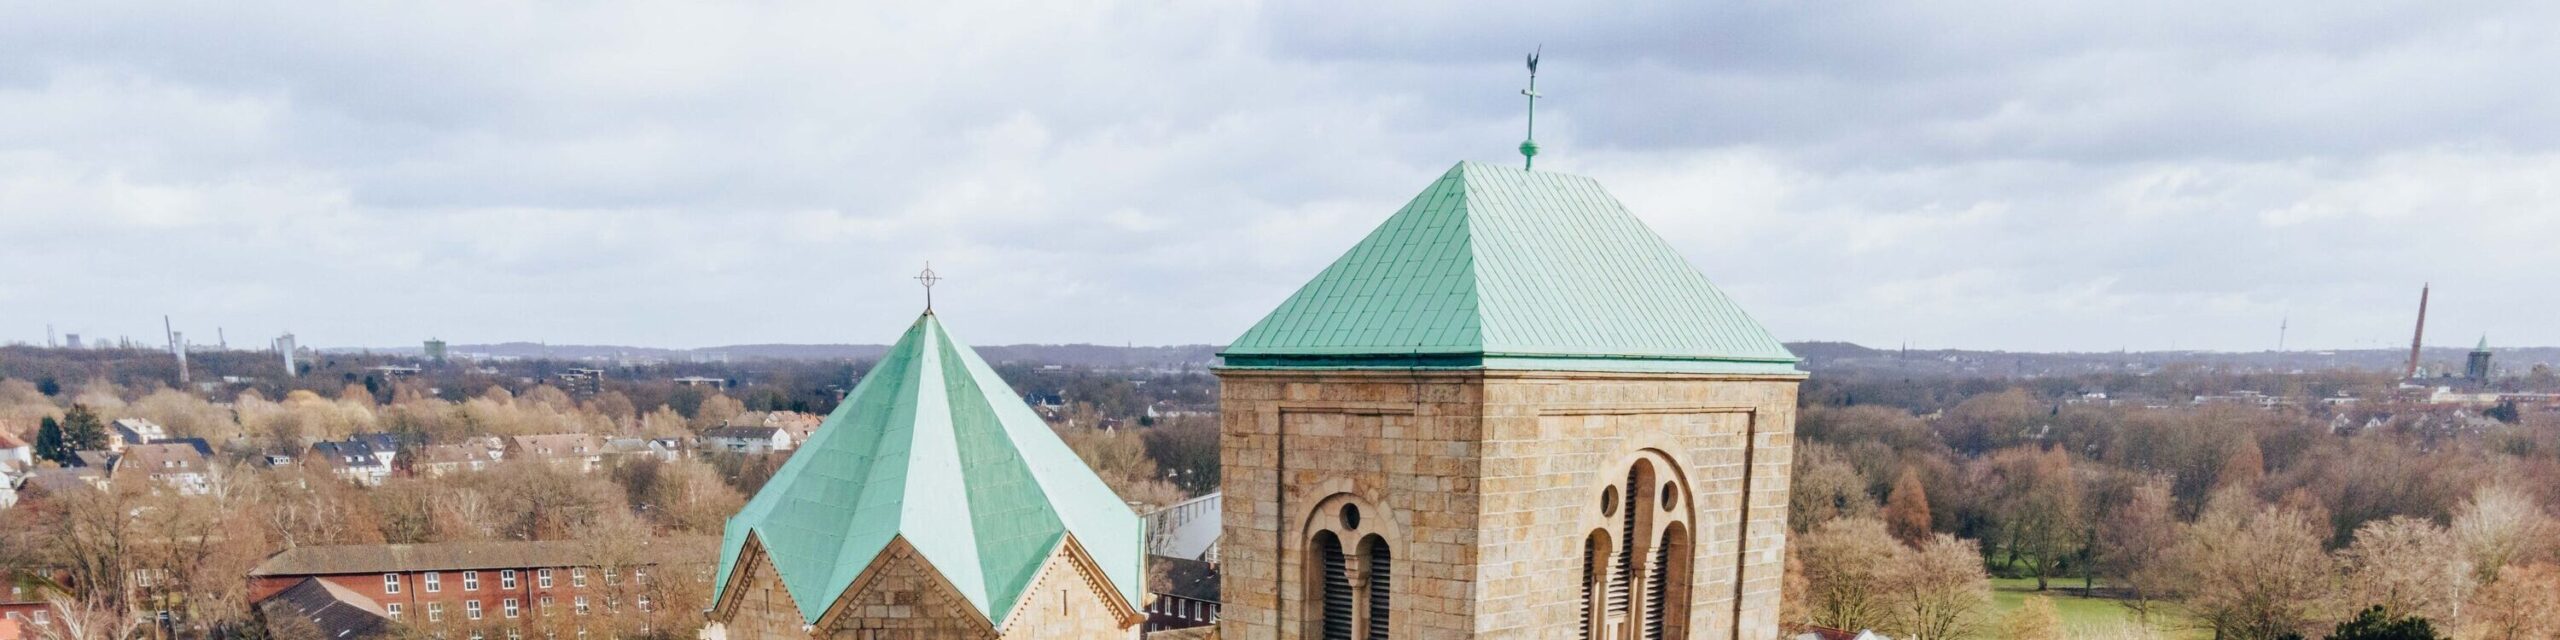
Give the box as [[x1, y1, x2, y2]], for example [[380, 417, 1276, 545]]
[[3, 1, 2553, 352]]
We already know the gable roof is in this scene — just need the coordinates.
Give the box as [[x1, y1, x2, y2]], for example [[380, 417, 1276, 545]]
[[251, 538, 712, 577], [701, 426, 785, 440], [255, 578, 394, 639], [715, 313, 1145, 626], [117, 443, 208, 474], [1221, 161, 1797, 374], [509, 434, 601, 456]]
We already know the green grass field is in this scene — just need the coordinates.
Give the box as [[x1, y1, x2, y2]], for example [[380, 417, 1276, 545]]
[[1988, 578, 2206, 639]]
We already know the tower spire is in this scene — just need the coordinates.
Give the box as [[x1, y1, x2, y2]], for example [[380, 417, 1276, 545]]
[[1520, 46, 1542, 170], [914, 262, 943, 313]]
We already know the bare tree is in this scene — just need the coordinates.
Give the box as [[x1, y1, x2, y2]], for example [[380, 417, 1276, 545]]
[[2098, 478, 2182, 621], [1795, 517, 1900, 631], [1997, 595, 2065, 640], [2173, 502, 2340, 639], [1882, 466, 1934, 546], [1881, 534, 1994, 640], [2452, 484, 2555, 584], [2463, 563, 2560, 640], [2338, 516, 2471, 623]]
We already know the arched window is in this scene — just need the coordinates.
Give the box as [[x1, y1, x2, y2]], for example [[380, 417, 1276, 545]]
[[1307, 496, 1394, 639], [1315, 531, 1353, 640], [1584, 453, 1693, 640], [1646, 523, 1691, 640], [1361, 535, 1391, 640], [1581, 530, 1610, 640]]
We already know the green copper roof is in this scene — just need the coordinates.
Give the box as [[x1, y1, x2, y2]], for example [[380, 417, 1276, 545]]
[[715, 313, 1144, 625], [1221, 161, 1798, 374]]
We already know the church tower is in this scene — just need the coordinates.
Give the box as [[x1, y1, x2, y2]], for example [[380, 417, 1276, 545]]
[[1215, 162, 1804, 640], [2467, 336, 2493, 382], [710, 312, 1147, 640]]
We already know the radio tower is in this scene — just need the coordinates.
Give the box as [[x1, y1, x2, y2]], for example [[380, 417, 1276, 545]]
[[2404, 284, 2429, 379]]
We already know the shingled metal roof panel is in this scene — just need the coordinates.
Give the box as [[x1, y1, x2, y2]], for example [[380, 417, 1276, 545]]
[[1222, 162, 1797, 373]]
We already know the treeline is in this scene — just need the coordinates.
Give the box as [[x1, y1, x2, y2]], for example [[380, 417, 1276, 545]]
[[1786, 376, 2560, 639]]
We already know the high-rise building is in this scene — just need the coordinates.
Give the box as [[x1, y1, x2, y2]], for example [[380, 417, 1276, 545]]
[[1215, 162, 1803, 639], [424, 338, 448, 363], [276, 333, 300, 377]]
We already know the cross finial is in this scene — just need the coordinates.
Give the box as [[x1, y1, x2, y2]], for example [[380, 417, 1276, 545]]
[[1520, 45, 1542, 170], [914, 262, 943, 313]]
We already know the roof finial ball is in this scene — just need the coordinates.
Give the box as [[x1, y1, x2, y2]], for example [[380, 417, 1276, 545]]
[[1520, 45, 1543, 170]]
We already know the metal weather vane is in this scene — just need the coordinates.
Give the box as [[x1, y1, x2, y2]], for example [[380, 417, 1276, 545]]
[[914, 262, 943, 313], [1521, 46, 1543, 170]]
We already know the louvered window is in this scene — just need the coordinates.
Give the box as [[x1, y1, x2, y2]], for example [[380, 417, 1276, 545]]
[[1364, 538, 1391, 639], [1580, 534, 1601, 640], [1317, 532, 1353, 640], [1645, 535, 1671, 639], [1610, 469, 1638, 618]]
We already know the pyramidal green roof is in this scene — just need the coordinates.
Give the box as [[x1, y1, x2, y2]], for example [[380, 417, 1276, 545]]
[[1221, 161, 1799, 374], [715, 313, 1144, 625]]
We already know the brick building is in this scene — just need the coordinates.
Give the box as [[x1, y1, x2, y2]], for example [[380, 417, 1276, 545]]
[[707, 313, 1146, 639], [247, 538, 712, 638], [1213, 162, 1804, 639]]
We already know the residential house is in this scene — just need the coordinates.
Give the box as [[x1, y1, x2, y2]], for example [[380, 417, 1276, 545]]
[[1142, 556, 1220, 634], [307, 439, 395, 485], [14, 468, 105, 499], [506, 434, 604, 473], [758, 411, 824, 444], [1, 579, 64, 636], [411, 443, 501, 477], [1797, 627, 1890, 640], [698, 427, 790, 454], [601, 437, 685, 463], [114, 442, 214, 495], [246, 538, 712, 639], [0, 432, 30, 508], [0, 431, 30, 471], [108, 418, 170, 452]]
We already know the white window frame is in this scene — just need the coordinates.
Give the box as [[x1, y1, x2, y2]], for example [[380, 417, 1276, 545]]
[[538, 568, 553, 589], [386, 603, 403, 620], [424, 572, 442, 593], [466, 600, 483, 620], [574, 596, 589, 616], [571, 568, 587, 588], [464, 571, 480, 591], [503, 598, 519, 619], [428, 602, 443, 622], [501, 570, 517, 589], [384, 573, 402, 594]]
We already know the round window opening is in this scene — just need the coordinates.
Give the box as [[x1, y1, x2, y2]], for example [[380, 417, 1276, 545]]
[[1341, 504, 1362, 530], [1660, 482, 1679, 510], [1601, 486, 1620, 517]]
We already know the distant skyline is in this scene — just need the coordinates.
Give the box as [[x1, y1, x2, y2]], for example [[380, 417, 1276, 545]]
[[5, 2, 2556, 352]]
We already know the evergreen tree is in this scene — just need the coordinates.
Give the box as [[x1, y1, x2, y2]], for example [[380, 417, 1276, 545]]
[[33, 416, 69, 464], [2327, 606, 2443, 640], [59, 404, 110, 452]]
